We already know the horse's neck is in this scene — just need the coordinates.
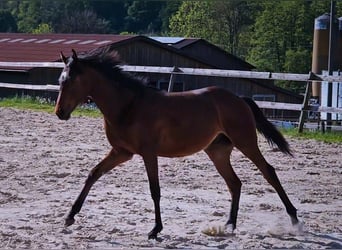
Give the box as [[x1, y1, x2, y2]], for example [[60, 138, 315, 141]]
[[91, 78, 135, 120]]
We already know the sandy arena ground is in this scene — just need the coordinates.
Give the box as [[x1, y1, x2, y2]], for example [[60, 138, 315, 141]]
[[0, 107, 341, 249]]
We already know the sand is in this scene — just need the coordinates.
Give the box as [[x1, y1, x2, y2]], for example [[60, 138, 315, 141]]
[[0, 107, 341, 249]]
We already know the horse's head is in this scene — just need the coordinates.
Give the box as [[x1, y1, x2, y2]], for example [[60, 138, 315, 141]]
[[55, 49, 90, 120]]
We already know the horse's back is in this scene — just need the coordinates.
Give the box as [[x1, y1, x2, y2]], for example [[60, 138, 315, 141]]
[[179, 87, 252, 120], [160, 86, 256, 149]]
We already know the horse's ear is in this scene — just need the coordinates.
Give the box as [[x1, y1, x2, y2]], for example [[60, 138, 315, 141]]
[[71, 49, 78, 61], [60, 51, 67, 64]]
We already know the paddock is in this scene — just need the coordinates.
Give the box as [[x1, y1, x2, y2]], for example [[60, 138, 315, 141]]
[[0, 107, 340, 249]]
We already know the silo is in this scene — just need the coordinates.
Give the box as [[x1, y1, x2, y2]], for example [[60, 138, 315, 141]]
[[338, 17, 342, 70], [311, 13, 330, 102]]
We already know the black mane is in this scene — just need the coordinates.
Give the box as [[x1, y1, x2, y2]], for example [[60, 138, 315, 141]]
[[73, 47, 148, 93]]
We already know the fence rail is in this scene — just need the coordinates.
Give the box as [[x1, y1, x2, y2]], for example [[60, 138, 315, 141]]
[[1, 62, 342, 132], [0, 82, 59, 91], [1, 61, 342, 82], [1, 85, 341, 115]]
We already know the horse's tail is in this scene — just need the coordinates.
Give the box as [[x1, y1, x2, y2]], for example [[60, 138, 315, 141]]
[[242, 97, 292, 156]]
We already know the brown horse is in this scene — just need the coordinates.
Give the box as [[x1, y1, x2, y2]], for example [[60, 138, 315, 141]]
[[55, 48, 299, 239]]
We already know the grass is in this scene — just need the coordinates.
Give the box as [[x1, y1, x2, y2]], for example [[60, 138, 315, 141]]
[[0, 96, 54, 112], [1, 96, 341, 143], [0, 96, 102, 118], [281, 128, 342, 144]]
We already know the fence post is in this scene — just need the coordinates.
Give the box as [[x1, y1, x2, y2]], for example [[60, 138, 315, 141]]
[[168, 66, 182, 92], [298, 80, 312, 133], [168, 73, 175, 93]]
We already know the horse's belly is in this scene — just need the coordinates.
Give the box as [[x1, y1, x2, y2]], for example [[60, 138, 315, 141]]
[[156, 130, 218, 157], [158, 146, 203, 158]]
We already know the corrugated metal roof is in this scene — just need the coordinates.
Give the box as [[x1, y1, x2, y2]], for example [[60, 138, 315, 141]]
[[171, 38, 201, 49], [0, 33, 136, 70], [149, 36, 186, 45], [152, 36, 254, 70], [0, 33, 255, 72]]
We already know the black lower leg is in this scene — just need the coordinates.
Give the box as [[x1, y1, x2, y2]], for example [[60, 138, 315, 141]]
[[143, 154, 163, 240], [226, 190, 241, 230], [227, 207, 238, 230], [148, 185, 163, 239], [264, 163, 298, 224], [65, 175, 94, 226], [64, 150, 132, 227], [65, 196, 87, 226]]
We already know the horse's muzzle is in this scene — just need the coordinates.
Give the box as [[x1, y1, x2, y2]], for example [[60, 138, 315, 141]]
[[55, 107, 70, 120]]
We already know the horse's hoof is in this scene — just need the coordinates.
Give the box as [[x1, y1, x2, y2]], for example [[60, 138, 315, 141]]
[[148, 233, 157, 240], [148, 229, 161, 240], [148, 229, 159, 240], [293, 220, 305, 233], [65, 217, 75, 227], [291, 216, 299, 225], [226, 220, 236, 232], [148, 224, 163, 240], [226, 223, 235, 233]]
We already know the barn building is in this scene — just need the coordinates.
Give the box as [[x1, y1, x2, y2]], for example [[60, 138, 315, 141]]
[[0, 33, 303, 118]]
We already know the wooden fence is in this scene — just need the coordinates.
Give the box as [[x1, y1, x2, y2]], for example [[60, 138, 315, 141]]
[[1, 62, 342, 132]]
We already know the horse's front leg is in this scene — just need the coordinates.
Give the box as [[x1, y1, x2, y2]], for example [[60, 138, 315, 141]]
[[142, 153, 162, 239], [65, 148, 133, 226]]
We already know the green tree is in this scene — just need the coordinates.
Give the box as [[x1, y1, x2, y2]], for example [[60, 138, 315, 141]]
[[0, 10, 17, 32], [280, 48, 312, 93], [5, 0, 178, 35], [90, 1, 126, 33], [57, 10, 110, 33], [169, 2, 216, 40], [14, 0, 114, 34], [159, 1, 182, 34], [246, 0, 341, 93], [210, 0, 257, 55], [16, 0, 41, 32], [247, 1, 293, 72], [32, 23, 54, 34], [169, 1, 256, 57], [246, 0, 337, 73], [4, 0, 20, 24], [42, 0, 92, 33], [125, 0, 166, 34]]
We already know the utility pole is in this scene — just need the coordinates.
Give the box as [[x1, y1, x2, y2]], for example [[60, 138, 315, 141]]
[[327, 0, 336, 131]]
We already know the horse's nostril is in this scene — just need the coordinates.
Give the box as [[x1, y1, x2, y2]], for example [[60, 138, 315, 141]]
[[56, 108, 69, 120], [55, 104, 72, 120], [56, 108, 63, 117]]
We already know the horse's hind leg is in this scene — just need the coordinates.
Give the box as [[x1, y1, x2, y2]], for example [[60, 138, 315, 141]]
[[65, 148, 133, 226], [205, 135, 242, 231], [234, 136, 299, 225], [141, 153, 162, 239]]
